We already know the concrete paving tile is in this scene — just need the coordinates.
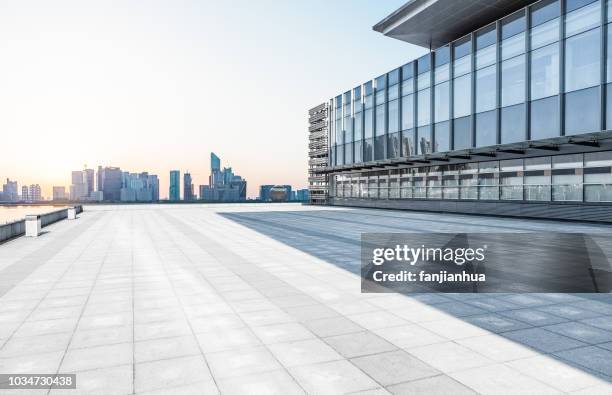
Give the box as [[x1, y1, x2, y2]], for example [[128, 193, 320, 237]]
[[303, 316, 364, 338], [502, 327, 589, 353], [456, 334, 538, 362], [325, 331, 396, 358], [206, 345, 282, 379], [506, 355, 610, 392], [351, 350, 440, 386], [463, 314, 532, 333], [0, 350, 64, 374], [450, 363, 560, 395], [0, 332, 72, 357], [189, 314, 245, 334], [542, 322, 612, 344], [62, 342, 133, 372], [554, 346, 612, 378], [239, 309, 296, 327], [431, 302, 488, 317], [135, 335, 200, 363], [346, 311, 408, 330], [373, 324, 447, 349], [498, 308, 569, 326], [387, 374, 477, 395], [283, 304, 339, 322], [289, 359, 379, 394], [216, 369, 305, 395], [134, 308, 184, 324], [569, 383, 612, 394], [52, 364, 133, 395], [77, 312, 132, 331], [70, 325, 133, 349], [134, 355, 213, 393], [134, 320, 192, 341], [419, 318, 490, 340], [196, 327, 261, 353], [268, 338, 343, 367], [407, 342, 494, 373], [251, 322, 315, 344], [580, 316, 612, 332], [537, 305, 602, 321]]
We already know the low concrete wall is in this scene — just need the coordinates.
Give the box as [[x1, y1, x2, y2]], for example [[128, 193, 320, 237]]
[[0, 206, 82, 243]]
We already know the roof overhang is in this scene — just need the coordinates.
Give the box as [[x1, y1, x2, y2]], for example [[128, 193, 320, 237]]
[[373, 0, 538, 49]]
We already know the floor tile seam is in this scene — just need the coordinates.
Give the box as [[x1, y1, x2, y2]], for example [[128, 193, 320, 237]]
[[147, 210, 320, 394], [156, 209, 448, 393], [0, 212, 111, 354]]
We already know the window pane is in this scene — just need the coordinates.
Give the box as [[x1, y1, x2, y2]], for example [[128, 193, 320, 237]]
[[476, 110, 497, 147], [608, 25, 612, 83], [434, 82, 450, 122], [389, 99, 399, 133], [530, 96, 560, 139], [531, 18, 559, 50], [553, 174, 583, 201], [501, 104, 526, 143], [454, 55, 471, 76], [565, 27, 600, 92], [435, 121, 450, 152], [417, 88, 431, 126], [525, 156, 551, 169], [476, 65, 497, 112], [453, 74, 472, 118], [364, 138, 373, 161], [354, 140, 363, 163], [354, 112, 363, 140], [375, 135, 386, 160], [453, 116, 472, 149], [344, 142, 353, 164], [401, 94, 414, 130], [435, 63, 450, 84], [524, 175, 551, 201], [476, 45, 496, 69], [565, 1, 600, 37], [565, 86, 600, 135], [454, 36, 471, 59], [501, 55, 526, 106], [502, 11, 525, 40], [388, 132, 400, 159], [364, 109, 373, 138], [607, 83, 612, 127], [402, 78, 414, 95], [388, 84, 399, 101], [402, 129, 415, 156], [531, 43, 560, 100], [375, 105, 385, 136], [501, 175, 523, 200], [585, 185, 612, 201], [501, 32, 526, 60], [531, 0, 560, 27], [417, 126, 432, 154], [417, 72, 430, 90]]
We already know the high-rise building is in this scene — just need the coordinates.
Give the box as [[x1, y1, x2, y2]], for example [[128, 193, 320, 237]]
[[296, 189, 310, 202], [84, 168, 95, 196], [169, 170, 180, 201], [183, 172, 194, 201], [120, 172, 159, 202], [53, 186, 67, 201], [98, 167, 122, 201], [22, 184, 41, 203], [315, 0, 612, 222], [201, 153, 247, 201], [2, 179, 18, 202], [70, 170, 89, 201]]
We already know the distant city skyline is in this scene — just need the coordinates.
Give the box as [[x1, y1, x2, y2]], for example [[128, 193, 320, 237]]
[[0, 0, 423, 199]]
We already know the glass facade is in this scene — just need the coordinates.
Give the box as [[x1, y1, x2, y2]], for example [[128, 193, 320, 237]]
[[330, 151, 612, 203], [329, 0, 612, 167]]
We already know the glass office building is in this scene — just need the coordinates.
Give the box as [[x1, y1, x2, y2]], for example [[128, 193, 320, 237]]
[[320, 0, 612, 221]]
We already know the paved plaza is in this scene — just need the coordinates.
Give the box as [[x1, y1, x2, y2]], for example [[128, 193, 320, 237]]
[[1, 203, 612, 394]]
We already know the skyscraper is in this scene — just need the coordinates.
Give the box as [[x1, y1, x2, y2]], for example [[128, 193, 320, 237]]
[[70, 170, 88, 201], [120, 172, 159, 202], [200, 153, 247, 201], [2, 179, 18, 202], [84, 168, 94, 196], [53, 186, 67, 201], [169, 170, 180, 201], [183, 172, 193, 201], [98, 167, 122, 201]]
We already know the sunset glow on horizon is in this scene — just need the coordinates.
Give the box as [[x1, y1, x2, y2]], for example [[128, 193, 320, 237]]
[[0, 0, 424, 199]]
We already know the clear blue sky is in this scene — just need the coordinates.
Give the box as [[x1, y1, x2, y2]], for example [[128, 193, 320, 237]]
[[0, 0, 427, 198]]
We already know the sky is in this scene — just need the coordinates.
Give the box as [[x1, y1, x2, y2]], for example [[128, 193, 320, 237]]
[[0, 0, 426, 199]]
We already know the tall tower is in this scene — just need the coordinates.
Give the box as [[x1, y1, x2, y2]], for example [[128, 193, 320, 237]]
[[169, 170, 180, 201]]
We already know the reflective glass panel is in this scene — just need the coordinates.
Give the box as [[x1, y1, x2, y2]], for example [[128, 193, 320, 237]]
[[501, 104, 526, 143], [434, 82, 450, 122], [476, 110, 497, 147], [401, 94, 414, 130], [565, 86, 600, 135], [417, 88, 431, 126], [531, 43, 560, 100], [530, 96, 560, 139], [453, 74, 472, 118], [435, 121, 450, 152], [565, 27, 600, 92], [501, 55, 526, 106], [476, 65, 497, 112], [453, 116, 472, 150]]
